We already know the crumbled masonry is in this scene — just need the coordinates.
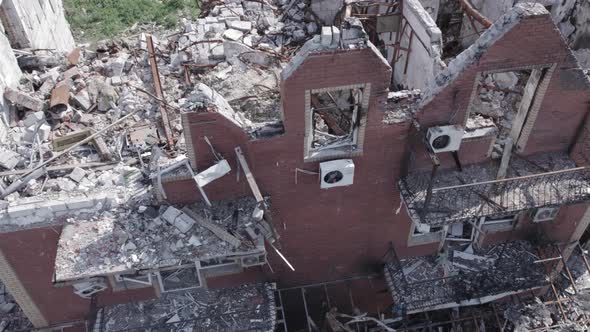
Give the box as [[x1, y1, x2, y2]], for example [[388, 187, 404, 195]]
[[1, 0, 590, 330], [100, 283, 276, 331]]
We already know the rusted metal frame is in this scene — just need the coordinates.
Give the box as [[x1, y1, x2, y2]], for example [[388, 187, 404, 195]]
[[555, 245, 578, 294], [466, 13, 482, 36], [432, 166, 589, 192], [550, 282, 568, 322], [491, 304, 504, 331], [393, 19, 410, 63], [579, 242, 590, 274], [403, 29, 414, 75], [389, 0, 404, 86], [146, 35, 175, 148], [459, 0, 492, 28]]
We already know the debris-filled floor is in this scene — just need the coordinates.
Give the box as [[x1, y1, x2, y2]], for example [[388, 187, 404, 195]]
[[54, 197, 267, 282], [384, 240, 548, 312], [0, 279, 32, 332], [400, 152, 590, 225], [99, 283, 276, 332]]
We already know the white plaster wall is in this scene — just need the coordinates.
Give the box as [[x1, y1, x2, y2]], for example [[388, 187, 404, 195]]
[[310, 0, 344, 25], [419, 0, 440, 22], [0, 0, 75, 52], [460, 0, 514, 49], [0, 29, 22, 129], [385, 0, 444, 90]]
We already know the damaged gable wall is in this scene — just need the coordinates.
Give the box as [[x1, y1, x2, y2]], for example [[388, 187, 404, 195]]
[[163, 43, 443, 286], [419, 5, 589, 156]]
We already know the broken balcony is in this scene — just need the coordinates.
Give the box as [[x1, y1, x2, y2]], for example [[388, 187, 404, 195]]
[[93, 283, 277, 331], [384, 240, 548, 313], [53, 197, 268, 283], [399, 152, 590, 226]]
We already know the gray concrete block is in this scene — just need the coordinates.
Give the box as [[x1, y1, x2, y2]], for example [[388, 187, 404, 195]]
[[7, 204, 35, 218], [65, 196, 95, 210]]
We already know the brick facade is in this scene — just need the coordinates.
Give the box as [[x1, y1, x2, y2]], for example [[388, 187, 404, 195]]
[[1, 10, 589, 328]]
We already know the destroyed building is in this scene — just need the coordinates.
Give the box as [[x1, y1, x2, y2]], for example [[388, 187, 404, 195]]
[[0, 0, 590, 331]]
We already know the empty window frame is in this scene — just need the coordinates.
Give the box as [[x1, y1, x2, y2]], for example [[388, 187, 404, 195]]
[[199, 257, 243, 278], [111, 273, 153, 291], [304, 84, 370, 161], [482, 213, 519, 232], [408, 222, 444, 246], [156, 262, 202, 293]]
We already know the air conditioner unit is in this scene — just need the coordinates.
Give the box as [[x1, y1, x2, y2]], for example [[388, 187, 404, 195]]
[[73, 279, 108, 298], [241, 254, 267, 268], [533, 207, 560, 223], [426, 125, 464, 153], [320, 159, 355, 189]]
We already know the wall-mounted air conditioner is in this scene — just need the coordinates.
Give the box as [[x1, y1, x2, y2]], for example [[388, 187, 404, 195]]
[[533, 207, 560, 223], [320, 159, 355, 189], [73, 278, 108, 298], [241, 254, 267, 268], [426, 125, 464, 153]]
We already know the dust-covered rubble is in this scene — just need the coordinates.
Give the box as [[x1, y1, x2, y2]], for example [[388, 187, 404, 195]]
[[54, 197, 268, 282], [101, 283, 276, 331]]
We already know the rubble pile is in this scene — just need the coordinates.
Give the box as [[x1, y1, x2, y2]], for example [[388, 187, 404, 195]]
[[0, 280, 32, 332], [101, 283, 276, 331], [503, 299, 553, 331], [471, 70, 529, 158], [54, 197, 267, 282], [382, 90, 421, 124], [0, 0, 328, 230]]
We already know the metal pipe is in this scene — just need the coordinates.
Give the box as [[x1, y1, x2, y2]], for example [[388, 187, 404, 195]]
[[459, 0, 492, 28]]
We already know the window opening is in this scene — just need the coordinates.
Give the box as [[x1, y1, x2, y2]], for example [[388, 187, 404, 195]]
[[156, 262, 201, 293], [310, 87, 363, 151]]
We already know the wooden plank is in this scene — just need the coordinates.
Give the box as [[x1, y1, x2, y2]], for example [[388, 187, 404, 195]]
[[235, 146, 263, 202], [181, 207, 241, 247], [510, 68, 543, 143]]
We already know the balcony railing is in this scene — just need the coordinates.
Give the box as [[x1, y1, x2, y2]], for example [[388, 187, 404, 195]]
[[399, 166, 590, 226], [383, 241, 549, 312]]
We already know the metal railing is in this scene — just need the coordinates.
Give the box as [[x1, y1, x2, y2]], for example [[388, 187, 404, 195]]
[[399, 167, 590, 226]]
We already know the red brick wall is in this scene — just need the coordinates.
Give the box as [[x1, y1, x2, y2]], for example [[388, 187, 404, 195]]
[[0, 227, 90, 325], [0, 226, 159, 325], [164, 47, 446, 287], [164, 17, 590, 289], [419, 14, 588, 157], [481, 202, 589, 246]]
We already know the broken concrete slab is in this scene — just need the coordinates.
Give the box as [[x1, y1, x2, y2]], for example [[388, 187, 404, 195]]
[[223, 28, 245, 41], [0, 149, 21, 170], [69, 167, 87, 183], [22, 111, 46, 128], [228, 20, 253, 32], [4, 87, 46, 112]]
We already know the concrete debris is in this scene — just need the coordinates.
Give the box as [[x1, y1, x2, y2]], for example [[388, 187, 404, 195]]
[[0, 280, 33, 331], [4, 87, 46, 112], [53, 197, 268, 282], [101, 283, 276, 331]]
